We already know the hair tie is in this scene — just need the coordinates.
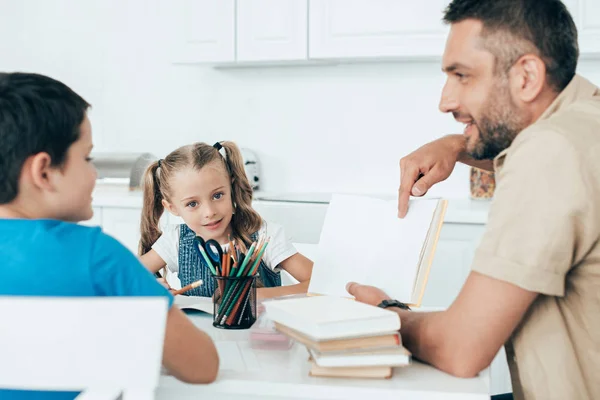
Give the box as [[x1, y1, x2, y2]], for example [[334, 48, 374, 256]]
[[157, 159, 163, 168], [213, 142, 227, 160]]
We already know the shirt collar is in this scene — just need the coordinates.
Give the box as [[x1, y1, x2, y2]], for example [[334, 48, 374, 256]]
[[493, 74, 599, 171]]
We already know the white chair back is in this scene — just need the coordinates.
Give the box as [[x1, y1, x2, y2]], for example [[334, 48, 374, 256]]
[[0, 297, 168, 400]]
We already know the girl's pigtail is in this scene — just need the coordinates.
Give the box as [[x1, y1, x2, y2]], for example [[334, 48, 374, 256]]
[[220, 141, 262, 247], [139, 160, 164, 255]]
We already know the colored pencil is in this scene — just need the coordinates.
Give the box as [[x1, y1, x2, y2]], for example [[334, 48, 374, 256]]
[[172, 279, 203, 295]]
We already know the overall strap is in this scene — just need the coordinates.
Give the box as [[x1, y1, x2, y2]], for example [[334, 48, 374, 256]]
[[177, 224, 216, 296]]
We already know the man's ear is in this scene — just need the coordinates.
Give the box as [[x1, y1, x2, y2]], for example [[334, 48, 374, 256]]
[[162, 199, 179, 216], [28, 152, 57, 192], [510, 54, 546, 103]]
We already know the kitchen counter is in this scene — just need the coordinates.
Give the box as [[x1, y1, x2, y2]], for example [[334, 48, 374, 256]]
[[92, 186, 491, 225], [92, 183, 145, 209]]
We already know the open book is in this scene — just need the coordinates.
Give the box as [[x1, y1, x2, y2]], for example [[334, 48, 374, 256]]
[[173, 295, 213, 314], [308, 194, 447, 306]]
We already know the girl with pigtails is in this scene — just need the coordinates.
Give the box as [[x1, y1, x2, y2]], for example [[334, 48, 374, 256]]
[[138, 141, 313, 299]]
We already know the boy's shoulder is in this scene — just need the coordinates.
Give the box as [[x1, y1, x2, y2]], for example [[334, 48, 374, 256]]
[[0, 218, 99, 236], [31, 219, 103, 242], [0, 219, 119, 252]]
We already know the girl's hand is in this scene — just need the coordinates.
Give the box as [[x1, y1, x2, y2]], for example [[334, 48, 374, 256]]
[[157, 277, 177, 294]]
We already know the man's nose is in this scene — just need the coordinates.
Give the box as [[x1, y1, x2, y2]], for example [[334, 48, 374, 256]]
[[439, 80, 459, 113]]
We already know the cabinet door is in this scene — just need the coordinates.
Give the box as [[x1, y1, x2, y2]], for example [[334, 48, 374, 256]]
[[172, 0, 235, 63], [309, 0, 449, 59], [421, 223, 485, 308], [101, 208, 143, 255], [579, 0, 600, 54], [251, 201, 328, 244], [237, 0, 308, 61], [421, 222, 512, 395]]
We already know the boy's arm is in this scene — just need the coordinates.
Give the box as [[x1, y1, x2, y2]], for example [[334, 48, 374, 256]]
[[92, 231, 219, 383], [347, 271, 537, 377], [163, 307, 219, 383]]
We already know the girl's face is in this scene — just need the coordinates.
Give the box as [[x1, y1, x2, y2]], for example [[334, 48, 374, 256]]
[[164, 162, 234, 244]]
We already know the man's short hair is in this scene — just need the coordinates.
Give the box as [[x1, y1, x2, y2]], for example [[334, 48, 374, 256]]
[[0, 73, 90, 203], [443, 0, 579, 92]]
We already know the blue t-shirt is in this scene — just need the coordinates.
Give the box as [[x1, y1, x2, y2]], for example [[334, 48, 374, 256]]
[[0, 219, 173, 400]]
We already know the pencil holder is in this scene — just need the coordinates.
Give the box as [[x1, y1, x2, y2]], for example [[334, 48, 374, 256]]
[[212, 275, 257, 330]]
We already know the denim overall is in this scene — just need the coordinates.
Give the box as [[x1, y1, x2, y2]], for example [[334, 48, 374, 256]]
[[177, 224, 281, 297]]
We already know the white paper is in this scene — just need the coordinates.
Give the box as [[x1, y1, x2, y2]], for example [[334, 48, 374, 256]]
[[0, 297, 167, 390], [308, 194, 439, 302]]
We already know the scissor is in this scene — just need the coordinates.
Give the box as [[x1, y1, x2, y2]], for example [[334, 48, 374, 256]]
[[194, 236, 223, 275]]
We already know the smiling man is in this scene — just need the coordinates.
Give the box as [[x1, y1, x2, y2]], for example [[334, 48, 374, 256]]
[[348, 1, 600, 400]]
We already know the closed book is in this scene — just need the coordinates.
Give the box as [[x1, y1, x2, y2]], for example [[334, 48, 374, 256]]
[[274, 321, 401, 353], [309, 347, 410, 368], [308, 362, 393, 379], [264, 295, 400, 341]]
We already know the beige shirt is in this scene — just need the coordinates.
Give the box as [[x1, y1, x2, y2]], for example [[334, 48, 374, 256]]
[[471, 75, 600, 400]]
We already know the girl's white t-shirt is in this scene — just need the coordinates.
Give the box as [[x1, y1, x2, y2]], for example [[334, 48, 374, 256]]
[[152, 221, 297, 289]]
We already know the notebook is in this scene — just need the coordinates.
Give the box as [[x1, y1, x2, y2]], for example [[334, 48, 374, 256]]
[[309, 362, 393, 379], [263, 295, 400, 341], [308, 194, 447, 306], [174, 295, 213, 314], [274, 321, 401, 353], [309, 347, 410, 368]]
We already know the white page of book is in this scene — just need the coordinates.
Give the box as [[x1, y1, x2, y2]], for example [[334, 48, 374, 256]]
[[308, 194, 439, 302], [174, 295, 213, 314]]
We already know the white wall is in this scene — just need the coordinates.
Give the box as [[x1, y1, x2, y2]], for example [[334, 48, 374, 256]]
[[2, 0, 599, 196]]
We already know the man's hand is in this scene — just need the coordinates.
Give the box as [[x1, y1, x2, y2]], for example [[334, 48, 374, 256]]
[[346, 282, 391, 307], [398, 134, 465, 218]]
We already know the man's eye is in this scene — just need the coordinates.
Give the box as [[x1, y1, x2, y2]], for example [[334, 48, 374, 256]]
[[86, 157, 93, 162], [455, 73, 468, 82], [187, 201, 198, 208], [213, 192, 224, 200]]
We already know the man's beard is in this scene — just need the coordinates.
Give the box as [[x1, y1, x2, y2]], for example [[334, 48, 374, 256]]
[[467, 87, 527, 160]]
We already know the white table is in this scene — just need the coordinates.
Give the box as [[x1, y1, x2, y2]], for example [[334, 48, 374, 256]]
[[157, 311, 491, 400]]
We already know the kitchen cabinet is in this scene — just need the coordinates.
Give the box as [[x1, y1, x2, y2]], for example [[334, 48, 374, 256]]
[[251, 200, 328, 244], [171, 0, 235, 63], [172, 0, 600, 65], [421, 223, 484, 307], [422, 222, 512, 395], [579, 0, 600, 54], [236, 0, 308, 62], [309, 0, 450, 59], [563, 0, 600, 55], [172, 0, 307, 63], [100, 208, 143, 255]]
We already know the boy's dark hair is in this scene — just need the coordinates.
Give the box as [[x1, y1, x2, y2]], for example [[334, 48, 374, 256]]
[[443, 0, 578, 92], [0, 72, 90, 204]]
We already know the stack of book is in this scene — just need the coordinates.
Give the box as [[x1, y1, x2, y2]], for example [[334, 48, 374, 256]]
[[264, 296, 410, 379]]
